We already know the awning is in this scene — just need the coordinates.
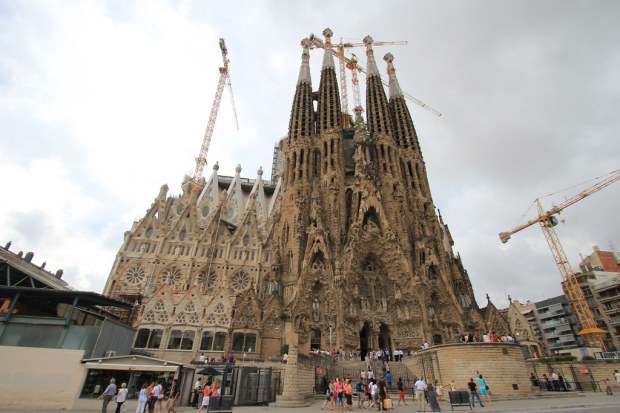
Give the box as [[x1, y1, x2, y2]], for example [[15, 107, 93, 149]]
[[83, 362, 179, 372]]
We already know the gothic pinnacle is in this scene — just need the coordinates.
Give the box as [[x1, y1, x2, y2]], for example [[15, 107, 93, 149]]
[[297, 38, 312, 85], [363, 35, 380, 77], [384, 52, 404, 100], [321, 27, 335, 70]]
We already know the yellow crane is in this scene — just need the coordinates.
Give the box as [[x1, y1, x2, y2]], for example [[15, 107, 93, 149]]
[[193, 38, 239, 180], [499, 168, 620, 351]]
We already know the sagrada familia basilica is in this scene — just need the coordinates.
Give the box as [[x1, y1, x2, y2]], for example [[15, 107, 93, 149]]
[[103, 29, 509, 363]]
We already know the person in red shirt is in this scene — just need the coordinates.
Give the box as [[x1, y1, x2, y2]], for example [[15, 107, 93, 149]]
[[344, 378, 353, 411], [334, 378, 345, 413], [196, 380, 211, 413]]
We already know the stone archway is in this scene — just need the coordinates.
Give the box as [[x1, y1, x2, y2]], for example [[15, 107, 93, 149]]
[[359, 322, 372, 361], [379, 323, 392, 352]]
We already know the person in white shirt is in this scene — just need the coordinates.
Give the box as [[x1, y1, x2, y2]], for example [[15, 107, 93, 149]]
[[414, 378, 427, 412], [192, 378, 201, 407], [113, 383, 128, 413], [152, 382, 163, 413]]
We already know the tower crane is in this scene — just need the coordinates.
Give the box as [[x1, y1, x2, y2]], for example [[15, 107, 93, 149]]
[[499, 168, 620, 351], [307, 32, 438, 116], [192, 38, 239, 180]]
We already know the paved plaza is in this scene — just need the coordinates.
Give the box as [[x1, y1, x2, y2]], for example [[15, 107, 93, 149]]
[[2, 393, 620, 413]]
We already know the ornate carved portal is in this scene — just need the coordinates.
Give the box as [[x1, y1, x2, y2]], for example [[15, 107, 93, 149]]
[[359, 321, 392, 361]]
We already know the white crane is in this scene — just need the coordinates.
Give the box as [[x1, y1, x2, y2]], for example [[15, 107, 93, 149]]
[[193, 38, 239, 180]]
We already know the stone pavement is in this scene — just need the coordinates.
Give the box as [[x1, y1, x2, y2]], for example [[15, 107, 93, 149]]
[[1, 393, 620, 413]]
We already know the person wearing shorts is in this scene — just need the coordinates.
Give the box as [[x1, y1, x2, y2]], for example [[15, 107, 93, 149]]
[[334, 377, 345, 412]]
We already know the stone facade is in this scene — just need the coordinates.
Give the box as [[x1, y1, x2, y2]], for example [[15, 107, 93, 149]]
[[102, 28, 509, 364]]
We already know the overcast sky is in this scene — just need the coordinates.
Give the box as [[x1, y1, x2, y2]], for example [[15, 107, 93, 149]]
[[1, 0, 619, 309]]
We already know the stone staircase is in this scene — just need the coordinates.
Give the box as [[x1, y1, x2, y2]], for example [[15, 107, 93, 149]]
[[322, 358, 420, 392]]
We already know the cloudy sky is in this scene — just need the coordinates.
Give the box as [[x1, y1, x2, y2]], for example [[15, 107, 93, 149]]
[[1, 0, 619, 309]]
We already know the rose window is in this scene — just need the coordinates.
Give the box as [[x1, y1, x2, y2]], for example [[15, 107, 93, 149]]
[[163, 268, 181, 285], [126, 266, 146, 284], [196, 272, 217, 289], [231, 273, 250, 291]]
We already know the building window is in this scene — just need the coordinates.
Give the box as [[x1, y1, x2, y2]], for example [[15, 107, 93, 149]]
[[231, 332, 256, 352], [134, 328, 163, 349], [311, 329, 322, 350], [167, 329, 195, 350], [200, 330, 227, 351]]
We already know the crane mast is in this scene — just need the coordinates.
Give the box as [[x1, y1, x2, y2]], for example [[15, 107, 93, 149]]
[[499, 168, 620, 350], [193, 38, 238, 180]]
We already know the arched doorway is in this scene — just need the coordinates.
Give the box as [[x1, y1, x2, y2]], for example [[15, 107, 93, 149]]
[[360, 322, 392, 360], [359, 322, 371, 361], [379, 323, 392, 351]]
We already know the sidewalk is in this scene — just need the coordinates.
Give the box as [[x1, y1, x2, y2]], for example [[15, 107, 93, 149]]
[[1, 393, 619, 413]]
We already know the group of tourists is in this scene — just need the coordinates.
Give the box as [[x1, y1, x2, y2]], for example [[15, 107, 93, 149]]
[[191, 377, 222, 410], [99, 378, 180, 413], [196, 352, 235, 364], [411, 375, 490, 412], [322, 375, 396, 412], [455, 331, 519, 344], [313, 347, 408, 364], [318, 371, 493, 412]]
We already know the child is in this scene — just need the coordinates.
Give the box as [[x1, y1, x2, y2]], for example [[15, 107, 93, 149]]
[[605, 378, 613, 395]]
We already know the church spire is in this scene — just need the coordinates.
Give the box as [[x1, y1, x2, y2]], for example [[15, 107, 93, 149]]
[[385, 52, 418, 149], [317, 28, 342, 133], [288, 38, 315, 140], [364, 35, 392, 137]]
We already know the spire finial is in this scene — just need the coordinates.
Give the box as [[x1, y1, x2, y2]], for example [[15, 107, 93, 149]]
[[363, 35, 379, 77], [297, 38, 312, 85], [384, 52, 403, 99], [323, 28, 333, 44], [321, 28, 335, 70]]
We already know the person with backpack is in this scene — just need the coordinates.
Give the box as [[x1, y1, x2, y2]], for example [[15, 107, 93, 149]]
[[356, 380, 366, 409]]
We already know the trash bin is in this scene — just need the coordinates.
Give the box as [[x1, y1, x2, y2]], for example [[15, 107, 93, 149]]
[[208, 395, 233, 413]]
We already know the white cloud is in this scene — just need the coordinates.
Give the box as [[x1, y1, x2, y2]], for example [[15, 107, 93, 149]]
[[1, 0, 619, 309]]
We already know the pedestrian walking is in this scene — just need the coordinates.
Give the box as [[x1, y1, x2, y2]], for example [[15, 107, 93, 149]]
[[113, 383, 128, 413], [98, 378, 117, 413], [467, 378, 484, 408], [136, 383, 148, 413]]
